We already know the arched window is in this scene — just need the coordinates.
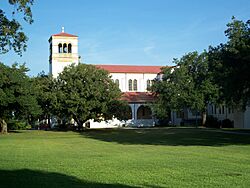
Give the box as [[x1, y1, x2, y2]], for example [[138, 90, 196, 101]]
[[146, 80, 151, 90], [63, 43, 67, 53], [128, 79, 133, 91], [115, 79, 119, 87], [133, 79, 137, 91], [58, 43, 62, 53], [68, 43, 72, 53]]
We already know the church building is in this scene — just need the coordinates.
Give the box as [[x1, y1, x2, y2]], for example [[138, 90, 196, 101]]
[[49, 28, 162, 127], [49, 29, 250, 129]]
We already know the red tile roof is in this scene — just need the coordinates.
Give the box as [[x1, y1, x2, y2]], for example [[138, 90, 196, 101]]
[[96, 64, 163, 74], [52, 32, 78, 37], [121, 92, 156, 103]]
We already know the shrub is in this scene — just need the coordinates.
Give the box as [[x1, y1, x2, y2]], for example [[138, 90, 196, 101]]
[[7, 120, 31, 130], [39, 123, 50, 130], [205, 115, 220, 128], [221, 119, 234, 128], [155, 119, 171, 127]]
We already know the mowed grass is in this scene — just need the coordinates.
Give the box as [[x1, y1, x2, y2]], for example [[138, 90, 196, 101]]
[[0, 128, 250, 188]]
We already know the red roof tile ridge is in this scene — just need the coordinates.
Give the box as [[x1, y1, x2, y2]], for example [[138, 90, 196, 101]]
[[52, 32, 78, 37], [96, 64, 167, 73]]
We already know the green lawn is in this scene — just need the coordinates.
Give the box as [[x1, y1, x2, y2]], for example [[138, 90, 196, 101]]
[[0, 128, 250, 188]]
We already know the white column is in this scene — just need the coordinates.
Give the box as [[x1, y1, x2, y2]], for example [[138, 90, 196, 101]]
[[130, 103, 140, 120]]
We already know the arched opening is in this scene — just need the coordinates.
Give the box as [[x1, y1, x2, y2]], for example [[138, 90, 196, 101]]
[[133, 79, 137, 91], [137, 105, 152, 119], [63, 43, 67, 53], [68, 43, 72, 53], [128, 79, 132, 91], [115, 79, 119, 87], [124, 105, 132, 120], [58, 43, 62, 53]]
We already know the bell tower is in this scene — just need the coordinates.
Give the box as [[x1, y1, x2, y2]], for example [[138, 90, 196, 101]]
[[49, 27, 79, 77]]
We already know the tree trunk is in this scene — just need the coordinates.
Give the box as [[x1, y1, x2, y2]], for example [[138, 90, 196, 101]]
[[0, 119, 8, 134], [73, 116, 84, 131], [48, 115, 51, 129], [201, 112, 207, 127]]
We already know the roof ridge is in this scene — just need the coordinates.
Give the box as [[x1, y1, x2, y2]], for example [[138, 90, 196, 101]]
[[52, 32, 78, 37], [96, 64, 164, 73]]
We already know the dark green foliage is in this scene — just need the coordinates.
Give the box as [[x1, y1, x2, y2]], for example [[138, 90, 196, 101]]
[[152, 52, 219, 125], [105, 100, 131, 120], [221, 119, 234, 128], [0, 0, 34, 55], [7, 119, 31, 130], [32, 73, 57, 127], [56, 64, 122, 127], [0, 63, 41, 133], [155, 119, 171, 127], [208, 17, 250, 108], [205, 115, 220, 128], [180, 119, 202, 127]]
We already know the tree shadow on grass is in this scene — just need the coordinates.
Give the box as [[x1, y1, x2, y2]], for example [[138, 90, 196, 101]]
[[81, 128, 250, 146], [0, 169, 137, 188]]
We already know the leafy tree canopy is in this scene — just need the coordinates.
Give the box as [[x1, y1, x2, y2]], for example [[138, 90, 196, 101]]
[[56, 64, 122, 127], [208, 17, 250, 109], [152, 52, 219, 125], [0, 62, 41, 133], [0, 0, 34, 55], [32, 72, 57, 127]]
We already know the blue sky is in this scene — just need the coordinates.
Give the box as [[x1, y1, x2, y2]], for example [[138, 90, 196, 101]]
[[0, 0, 249, 76]]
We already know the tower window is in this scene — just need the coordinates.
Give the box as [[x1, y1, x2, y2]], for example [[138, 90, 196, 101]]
[[63, 43, 67, 53], [68, 43, 72, 53], [58, 43, 62, 53]]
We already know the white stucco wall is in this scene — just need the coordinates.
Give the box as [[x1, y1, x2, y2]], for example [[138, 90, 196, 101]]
[[243, 106, 250, 129], [50, 60, 76, 78]]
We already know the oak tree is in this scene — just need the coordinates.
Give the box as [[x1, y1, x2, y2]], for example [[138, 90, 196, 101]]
[[56, 64, 122, 129], [0, 0, 34, 55]]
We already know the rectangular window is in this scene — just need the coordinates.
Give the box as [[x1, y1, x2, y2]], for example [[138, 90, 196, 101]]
[[128, 79, 132, 91], [146, 80, 151, 91], [115, 79, 119, 87], [133, 79, 137, 91]]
